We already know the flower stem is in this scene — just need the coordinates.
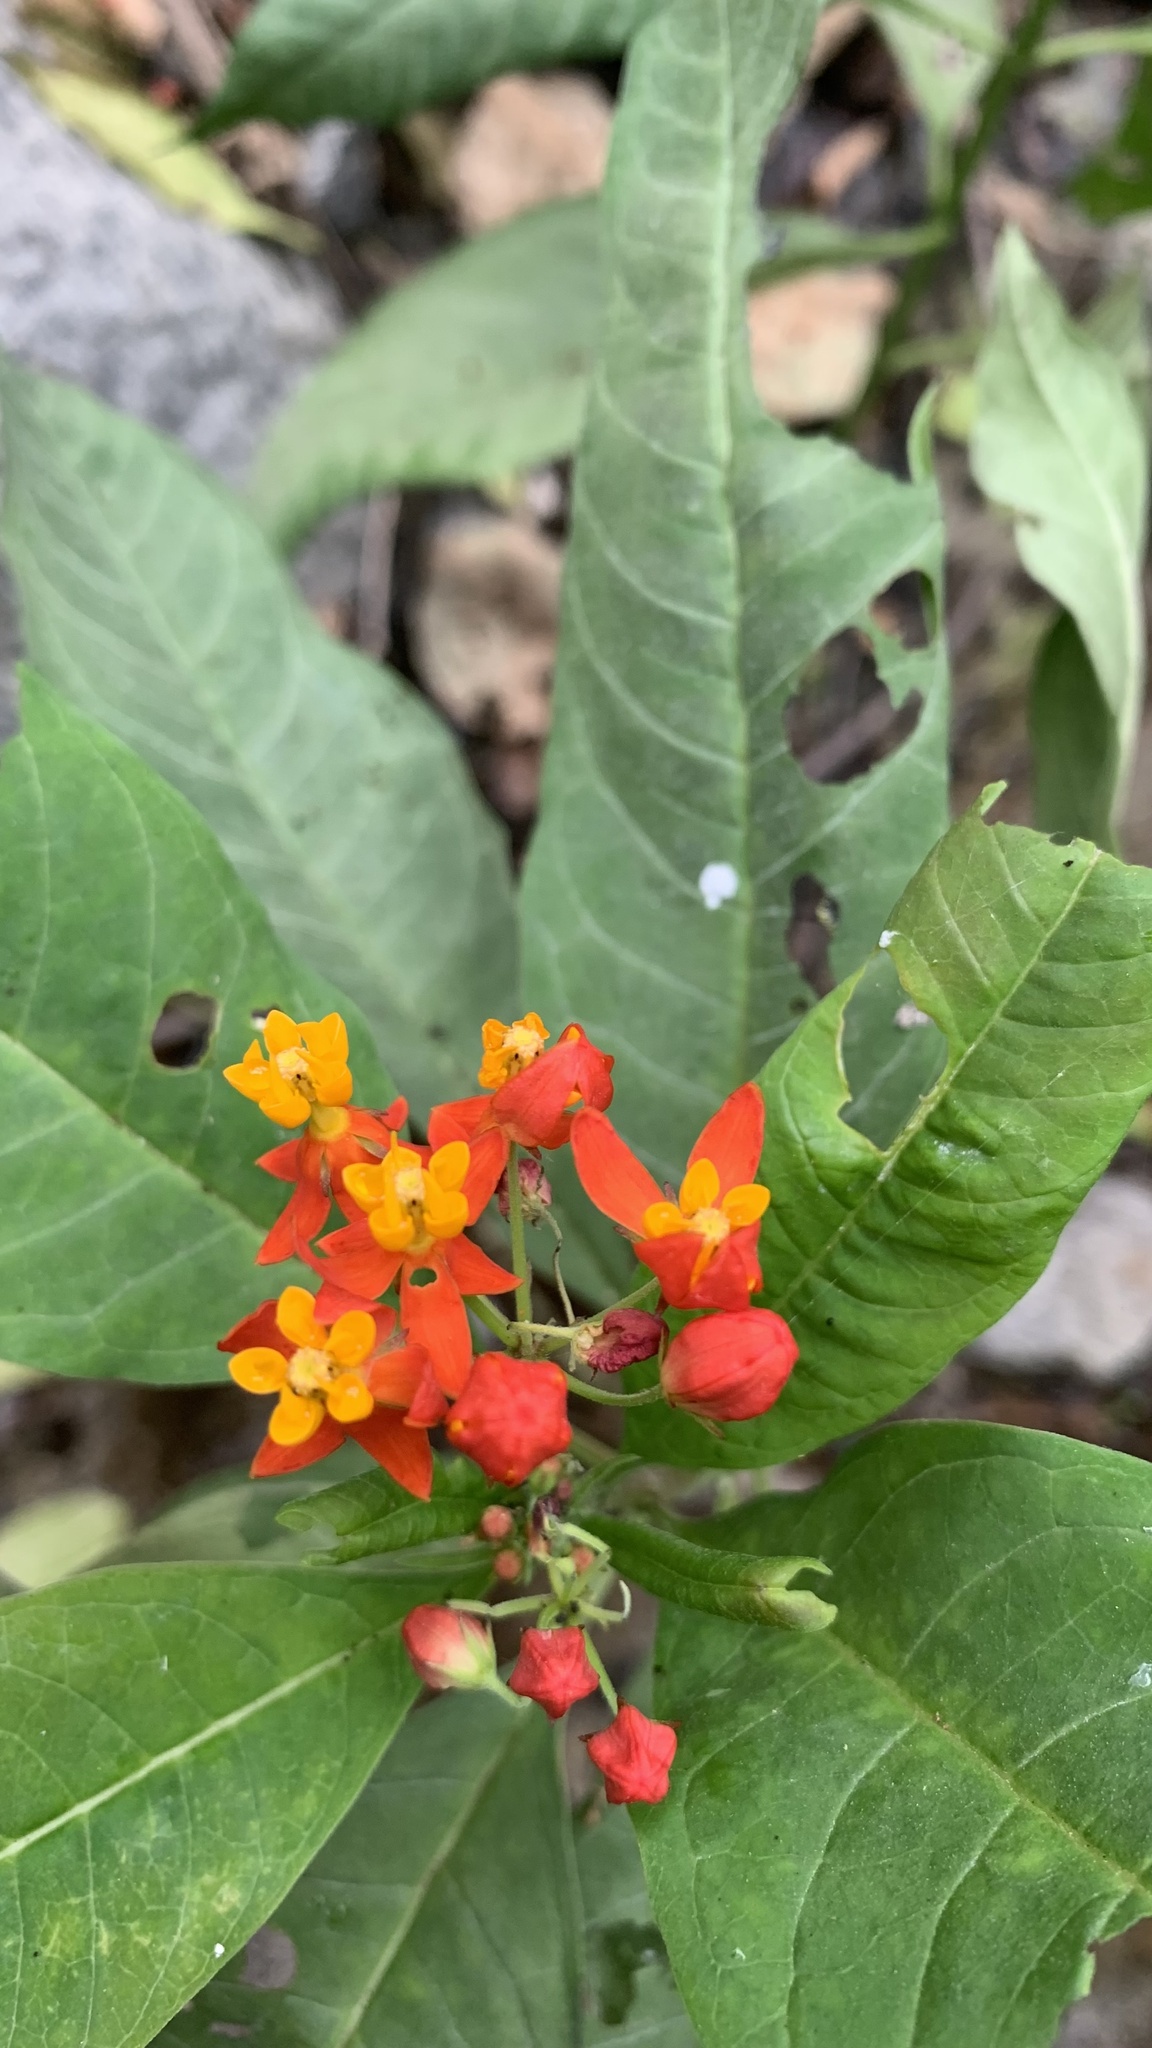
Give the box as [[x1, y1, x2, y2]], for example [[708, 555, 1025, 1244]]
[[506, 1142, 533, 1326], [561, 1370, 664, 1408], [582, 1635, 619, 1716], [467, 1293, 513, 1345]]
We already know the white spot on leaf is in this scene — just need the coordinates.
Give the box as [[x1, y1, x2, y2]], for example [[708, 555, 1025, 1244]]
[[1129, 1663, 1152, 1690], [213, 1943, 226, 1959], [698, 861, 739, 911], [895, 1001, 931, 1030], [878, 929, 896, 949]]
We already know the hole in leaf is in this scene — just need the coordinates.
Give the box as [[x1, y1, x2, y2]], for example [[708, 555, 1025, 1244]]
[[151, 992, 219, 1070], [869, 572, 934, 651], [594, 1922, 672, 2026], [785, 628, 923, 784], [839, 951, 948, 1150], [1050, 832, 1075, 847], [250, 1005, 274, 1030], [406, 1267, 438, 1289], [786, 875, 840, 999]]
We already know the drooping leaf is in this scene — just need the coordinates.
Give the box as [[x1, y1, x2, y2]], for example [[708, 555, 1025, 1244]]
[[0, 360, 517, 1116], [277, 1454, 502, 1561], [0, 1563, 467, 2048], [580, 1514, 836, 1629], [0, 675, 391, 1383], [156, 1689, 582, 2047], [1074, 58, 1152, 223], [971, 229, 1148, 849], [576, 1803, 698, 2047], [638, 1422, 1152, 2048], [520, 0, 950, 1188], [25, 66, 318, 251], [1027, 611, 1119, 852], [254, 198, 602, 552], [200, 0, 653, 133], [625, 799, 1152, 1468]]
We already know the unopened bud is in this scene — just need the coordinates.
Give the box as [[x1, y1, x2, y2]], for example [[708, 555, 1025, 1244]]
[[661, 1307, 798, 1421], [509, 1626, 600, 1719], [496, 1155, 553, 1221], [579, 1308, 666, 1374], [479, 1504, 515, 1542], [493, 1547, 522, 1581], [570, 1544, 596, 1575], [402, 1605, 497, 1691]]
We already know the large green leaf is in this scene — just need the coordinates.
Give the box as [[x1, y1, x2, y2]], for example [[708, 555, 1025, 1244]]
[[0, 360, 516, 1118], [577, 1804, 699, 2046], [626, 799, 1152, 1468], [0, 1563, 462, 2048], [638, 1422, 1152, 2048], [255, 199, 602, 553], [202, 0, 653, 133], [157, 1689, 581, 2046], [1027, 611, 1119, 853], [520, 0, 950, 1186], [0, 675, 391, 1383], [971, 229, 1148, 850]]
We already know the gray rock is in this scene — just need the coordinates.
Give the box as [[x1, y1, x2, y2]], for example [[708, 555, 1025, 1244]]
[[0, 60, 340, 484], [974, 1173, 1152, 1384]]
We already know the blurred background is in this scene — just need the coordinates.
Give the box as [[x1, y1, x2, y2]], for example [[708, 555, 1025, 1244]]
[[2, 0, 1152, 2035]]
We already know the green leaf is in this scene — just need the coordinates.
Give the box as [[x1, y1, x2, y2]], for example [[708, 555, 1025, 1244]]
[[254, 198, 602, 552], [155, 1689, 582, 2046], [1028, 611, 1119, 853], [626, 799, 1152, 1468], [1074, 58, 1152, 223], [0, 359, 517, 1119], [0, 1489, 132, 1589], [0, 1563, 464, 2048], [971, 228, 1148, 849], [576, 1803, 698, 2046], [0, 675, 390, 1382], [580, 1515, 836, 1630], [871, 0, 995, 176], [110, 1450, 376, 1565], [24, 66, 318, 251], [638, 1422, 1152, 2048], [201, 0, 653, 133], [278, 1454, 501, 1561], [520, 0, 950, 1187]]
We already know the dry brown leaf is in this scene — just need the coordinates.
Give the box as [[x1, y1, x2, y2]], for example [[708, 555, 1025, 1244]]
[[412, 515, 562, 742], [808, 117, 887, 205], [449, 71, 612, 233], [747, 266, 896, 423]]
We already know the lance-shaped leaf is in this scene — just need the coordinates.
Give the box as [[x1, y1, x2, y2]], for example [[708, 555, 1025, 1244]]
[[201, 0, 653, 133], [625, 799, 1152, 1468], [156, 1689, 582, 2047], [871, 0, 996, 179], [0, 1563, 470, 2048], [971, 229, 1148, 850], [580, 1514, 835, 1630], [254, 198, 602, 552], [0, 676, 391, 1383], [520, 0, 950, 1185], [637, 1422, 1152, 2048], [0, 359, 516, 1117], [278, 1454, 503, 1561], [577, 1803, 699, 2047]]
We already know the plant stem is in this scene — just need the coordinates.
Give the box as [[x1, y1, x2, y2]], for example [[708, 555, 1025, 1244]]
[[569, 1425, 618, 1468], [561, 1370, 665, 1409], [853, 0, 1061, 424], [467, 1293, 513, 1345], [505, 1142, 533, 1325], [1034, 26, 1152, 65], [582, 1635, 619, 1717]]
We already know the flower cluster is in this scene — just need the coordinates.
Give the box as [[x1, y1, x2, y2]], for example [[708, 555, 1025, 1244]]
[[220, 1004, 801, 1802]]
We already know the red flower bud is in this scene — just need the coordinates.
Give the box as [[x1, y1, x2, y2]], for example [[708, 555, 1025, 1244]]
[[402, 1605, 496, 1691], [493, 1547, 522, 1581], [479, 1504, 515, 1542], [445, 1352, 571, 1485], [660, 1307, 798, 1421], [582, 1307, 666, 1373], [584, 1702, 677, 1804], [508, 1626, 600, 1719]]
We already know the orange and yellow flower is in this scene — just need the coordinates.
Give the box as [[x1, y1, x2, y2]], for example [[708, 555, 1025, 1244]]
[[219, 1284, 439, 1496], [224, 1010, 353, 1129], [318, 1130, 517, 1395], [431, 1016, 614, 1156], [571, 1082, 770, 1312]]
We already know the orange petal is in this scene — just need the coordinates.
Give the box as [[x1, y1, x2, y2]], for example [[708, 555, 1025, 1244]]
[[401, 1263, 472, 1397], [688, 1082, 765, 1196], [326, 1371, 375, 1422], [642, 1200, 689, 1240], [263, 1010, 302, 1055], [269, 1387, 326, 1445], [679, 1157, 719, 1215], [570, 1109, 663, 1233], [251, 1414, 343, 1476], [346, 1409, 434, 1499], [721, 1183, 770, 1229], [302, 1012, 349, 1061], [229, 1347, 288, 1394], [444, 1236, 520, 1296], [256, 1139, 306, 1184]]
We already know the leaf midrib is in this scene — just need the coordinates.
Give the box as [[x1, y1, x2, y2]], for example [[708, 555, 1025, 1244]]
[[824, 1624, 1152, 1906], [323, 1713, 524, 2048], [771, 836, 1102, 1316]]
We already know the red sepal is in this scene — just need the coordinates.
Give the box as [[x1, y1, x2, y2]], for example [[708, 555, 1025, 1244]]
[[218, 1299, 289, 1357], [318, 1218, 403, 1299], [444, 1235, 520, 1296], [400, 1263, 472, 1398], [637, 1222, 762, 1312], [570, 1108, 663, 1234], [687, 1081, 765, 1194], [256, 1177, 331, 1266], [250, 1414, 344, 1476], [347, 1408, 433, 1498]]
